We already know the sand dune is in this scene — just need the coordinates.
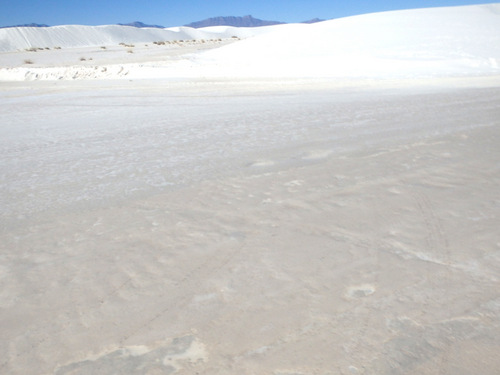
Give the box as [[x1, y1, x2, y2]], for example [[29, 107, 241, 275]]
[[0, 24, 275, 52], [198, 4, 500, 78]]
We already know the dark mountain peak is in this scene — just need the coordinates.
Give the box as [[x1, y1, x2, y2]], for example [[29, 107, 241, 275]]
[[185, 15, 285, 29], [117, 21, 165, 29]]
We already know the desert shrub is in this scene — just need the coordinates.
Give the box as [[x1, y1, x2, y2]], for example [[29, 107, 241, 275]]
[[127, 49, 134, 53], [54, 46, 62, 50], [80, 57, 86, 61], [24, 59, 34, 64], [100, 46, 107, 49]]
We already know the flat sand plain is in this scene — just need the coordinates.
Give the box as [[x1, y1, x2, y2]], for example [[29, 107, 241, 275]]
[[1, 77, 499, 374]]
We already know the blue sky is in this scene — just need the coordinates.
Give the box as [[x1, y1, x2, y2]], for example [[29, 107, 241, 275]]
[[1, 0, 498, 27]]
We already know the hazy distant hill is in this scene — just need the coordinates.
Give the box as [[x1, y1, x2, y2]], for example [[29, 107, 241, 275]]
[[0, 23, 48, 29], [302, 18, 325, 24], [185, 15, 285, 28], [117, 21, 165, 29]]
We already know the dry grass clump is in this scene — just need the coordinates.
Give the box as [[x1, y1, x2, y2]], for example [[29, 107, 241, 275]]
[[25, 46, 54, 52], [151, 38, 227, 47]]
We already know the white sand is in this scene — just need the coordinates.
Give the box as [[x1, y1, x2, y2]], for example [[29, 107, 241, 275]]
[[1, 4, 500, 375]]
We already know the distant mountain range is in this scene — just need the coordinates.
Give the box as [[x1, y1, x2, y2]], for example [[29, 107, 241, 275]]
[[1, 16, 324, 30], [185, 15, 283, 28], [302, 18, 324, 24], [118, 16, 325, 29], [117, 21, 165, 29], [0, 23, 48, 29], [185, 15, 324, 28]]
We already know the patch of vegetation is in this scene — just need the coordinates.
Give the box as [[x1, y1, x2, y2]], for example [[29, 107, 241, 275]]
[[24, 59, 34, 64], [25, 47, 44, 52]]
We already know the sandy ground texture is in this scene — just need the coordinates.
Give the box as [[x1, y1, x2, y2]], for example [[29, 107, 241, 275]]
[[1, 76, 499, 375]]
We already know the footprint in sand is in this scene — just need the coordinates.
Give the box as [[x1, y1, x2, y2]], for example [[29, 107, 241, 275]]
[[345, 284, 376, 299], [249, 160, 275, 167], [301, 149, 332, 161]]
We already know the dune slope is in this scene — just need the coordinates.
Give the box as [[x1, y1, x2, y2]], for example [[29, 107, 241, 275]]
[[198, 3, 500, 78]]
